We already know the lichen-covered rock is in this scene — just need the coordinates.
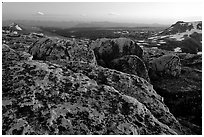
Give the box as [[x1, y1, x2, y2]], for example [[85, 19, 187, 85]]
[[109, 55, 150, 82], [60, 61, 184, 134], [91, 38, 143, 67], [28, 38, 68, 60], [3, 44, 33, 62], [28, 38, 97, 65], [2, 44, 20, 62], [3, 59, 177, 135], [18, 51, 33, 60], [67, 44, 97, 65], [149, 55, 181, 78]]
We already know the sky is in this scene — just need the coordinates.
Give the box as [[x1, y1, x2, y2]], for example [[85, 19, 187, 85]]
[[2, 2, 203, 24]]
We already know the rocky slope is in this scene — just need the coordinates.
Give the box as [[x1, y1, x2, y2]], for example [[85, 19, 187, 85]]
[[2, 37, 189, 135]]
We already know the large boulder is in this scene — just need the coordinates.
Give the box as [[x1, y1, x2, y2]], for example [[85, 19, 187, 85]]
[[91, 38, 143, 67], [149, 54, 181, 79], [28, 38, 68, 60], [28, 38, 97, 65], [109, 55, 150, 82], [3, 60, 177, 135]]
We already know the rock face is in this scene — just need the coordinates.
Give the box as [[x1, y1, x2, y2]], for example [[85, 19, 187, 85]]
[[28, 38, 64, 60], [91, 38, 143, 67], [109, 55, 150, 82], [2, 44, 20, 62], [2, 44, 33, 62], [2, 42, 185, 135], [28, 38, 97, 65], [59, 61, 184, 134], [67, 44, 97, 65], [149, 54, 181, 79]]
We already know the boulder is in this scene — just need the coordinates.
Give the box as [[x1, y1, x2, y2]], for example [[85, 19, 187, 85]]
[[91, 38, 143, 67], [28, 38, 68, 60], [109, 55, 150, 81], [28, 38, 97, 65], [149, 54, 181, 78]]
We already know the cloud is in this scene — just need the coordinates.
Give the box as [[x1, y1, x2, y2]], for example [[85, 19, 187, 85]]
[[37, 11, 44, 16], [108, 12, 120, 16]]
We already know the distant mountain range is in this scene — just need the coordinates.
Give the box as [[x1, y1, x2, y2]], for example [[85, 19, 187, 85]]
[[147, 21, 202, 54], [149, 21, 202, 42], [2, 20, 169, 29]]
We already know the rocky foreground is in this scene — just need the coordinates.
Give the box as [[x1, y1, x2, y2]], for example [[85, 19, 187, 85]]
[[2, 37, 202, 135]]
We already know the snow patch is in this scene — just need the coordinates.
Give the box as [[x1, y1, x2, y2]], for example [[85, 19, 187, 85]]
[[174, 47, 182, 53], [197, 52, 202, 55], [15, 25, 22, 31]]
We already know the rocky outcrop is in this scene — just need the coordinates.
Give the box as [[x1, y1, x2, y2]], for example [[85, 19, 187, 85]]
[[91, 38, 143, 67], [149, 54, 181, 79], [3, 59, 177, 135], [109, 55, 150, 81], [2, 42, 185, 135], [58, 61, 184, 134]]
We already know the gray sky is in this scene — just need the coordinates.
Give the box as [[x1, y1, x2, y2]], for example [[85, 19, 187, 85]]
[[2, 2, 202, 24]]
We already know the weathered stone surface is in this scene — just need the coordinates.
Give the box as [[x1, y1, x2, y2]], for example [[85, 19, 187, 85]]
[[91, 38, 143, 67], [3, 59, 177, 135], [18, 51, 33, 60], [67, 44, 97, 65], [149, 54, 181, 78], [2, 44, 20, 62], [60, 61, 184, 134], [28, 38, 68, 60], [109, 55, 150, 81], [28, 38, 97, 65]]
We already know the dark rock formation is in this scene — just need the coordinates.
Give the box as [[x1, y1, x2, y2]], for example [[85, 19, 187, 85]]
[[143, 47, 202, 134], [149, 54, 181, 79], [109, 55, 150, 81], [91, 38, 143, 67]]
